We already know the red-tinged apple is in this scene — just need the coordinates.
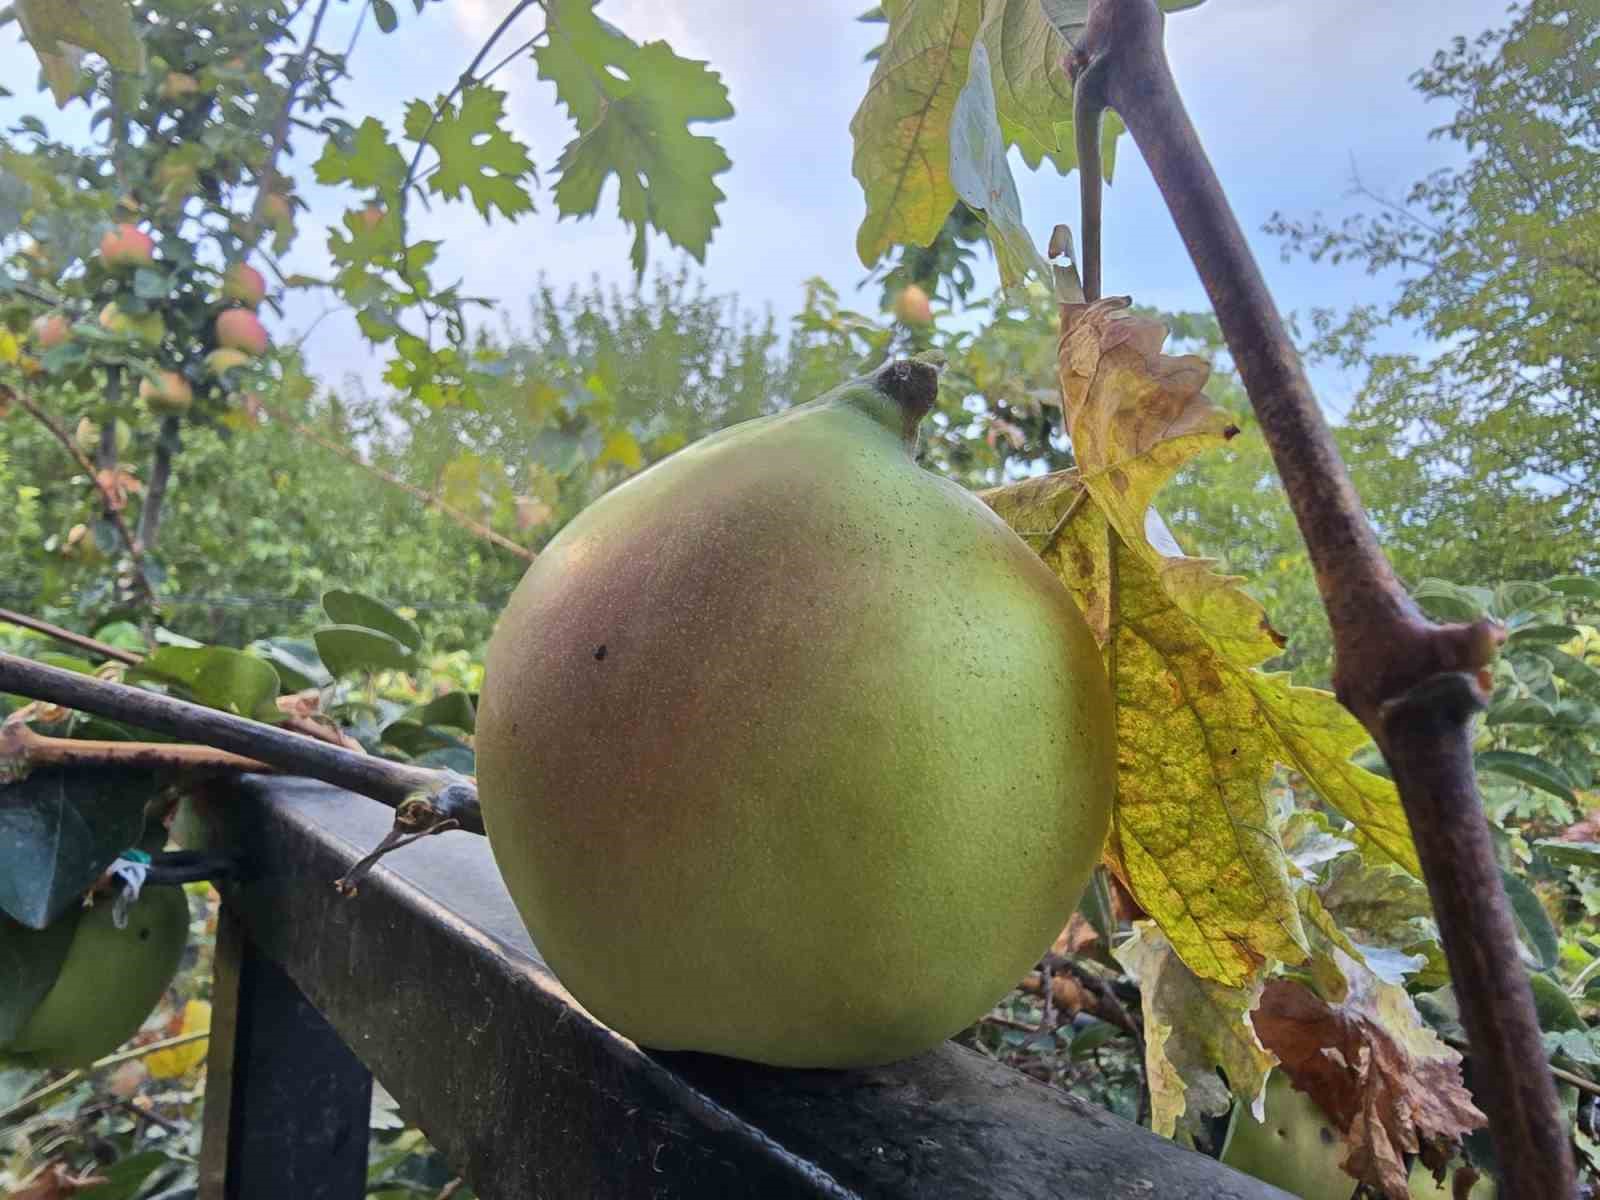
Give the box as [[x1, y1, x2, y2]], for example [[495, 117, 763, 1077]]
[[260, 193, 292, 225], [356, 205, 385, 232], [222, 263, 266, 308], [215, 309, 269, 356], [99, 225, 155, 270], [30, 313, 71, 350], [139, 371, 194, 417]]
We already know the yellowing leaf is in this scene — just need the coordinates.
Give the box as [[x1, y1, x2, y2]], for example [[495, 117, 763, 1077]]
[[849, 0, 982, 267], [145, 999, 211, 1079], [985, 298, 1416, 988], [0, 329, 19, 365], [1115, 922, 1276, 1141]]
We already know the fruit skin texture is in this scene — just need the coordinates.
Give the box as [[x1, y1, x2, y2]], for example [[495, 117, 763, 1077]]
[[215, 308, 269, 355], [5, 887, 189, 1069], [1220, 1071, 1354, 1200], [140, 371, 194, 416], [476, 360, 1113, 1068], [99, 224, 155, 269]]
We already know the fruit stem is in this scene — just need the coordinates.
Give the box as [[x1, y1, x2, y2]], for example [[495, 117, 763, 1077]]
[[859, 357, 942, 448]]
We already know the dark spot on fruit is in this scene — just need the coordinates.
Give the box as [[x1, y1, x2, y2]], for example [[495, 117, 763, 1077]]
[[139, 928, 151, 941], [1319, 1127, 1334, 1145], [594, 644, 608, 661]]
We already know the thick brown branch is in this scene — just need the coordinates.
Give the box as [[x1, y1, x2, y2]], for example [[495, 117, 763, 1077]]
[[12, 387, 156, 604], [0, 721, 270, 774], [136, 416, 178, 553], [0, 652, 482, 836], [1073, 2, 1574, 1193]]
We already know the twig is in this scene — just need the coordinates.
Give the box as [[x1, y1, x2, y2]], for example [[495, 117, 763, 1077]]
[[257, 398, 534, 561], [0, 606, 356, 750], [0, 606, 141, 665], [0, 721, 270, 775], [11, 387, 156, 604], [0, 1031, 211, 1127], [0, 652, 483, 835], [399, 0, 540, 217], [245, 0, 334, 245], [1072, 1, 1571, 1193]]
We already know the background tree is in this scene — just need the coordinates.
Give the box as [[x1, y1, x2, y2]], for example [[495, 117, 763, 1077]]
[[1269, 0, 1598, 583]]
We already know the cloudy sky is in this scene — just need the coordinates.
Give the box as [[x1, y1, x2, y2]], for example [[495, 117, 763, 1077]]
[[3, 0, 1512, 404]]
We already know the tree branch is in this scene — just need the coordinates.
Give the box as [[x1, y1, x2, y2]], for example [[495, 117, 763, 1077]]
[[1071, 2, 1573, 1194], [10, 386, 156, 604], [257, 398, 534, 561], [136, 416, 178, 553], [0, 651, 483, 836], [0, 721, 270, 775], [0, 606, 141, 665]]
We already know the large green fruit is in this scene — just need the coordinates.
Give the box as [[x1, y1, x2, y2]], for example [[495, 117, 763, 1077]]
[[477, 360, 1114, 1067], [5, 887, 189, 1069], [1220, 1070, 1355, 1200]]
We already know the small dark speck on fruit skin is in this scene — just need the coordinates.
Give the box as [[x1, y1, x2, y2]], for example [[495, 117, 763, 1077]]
[[594, 644, 608, 661]]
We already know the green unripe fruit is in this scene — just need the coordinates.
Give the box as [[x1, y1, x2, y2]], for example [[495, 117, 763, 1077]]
[[477, 360, 1114, 1068], [74, 417, 131, 457], [99, 302, 164, 345], [6, 887, 189, 1069], [206, 348, 253, 377], [1220, 1071, 1355, 1200]]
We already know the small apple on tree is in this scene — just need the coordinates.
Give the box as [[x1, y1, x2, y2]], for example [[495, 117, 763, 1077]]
[[139, 370, 194, 417], [98, 224, 155, 269], [221, 263, 267, 308], [215, 309, 269, 356], [30, 313, 71, 349]]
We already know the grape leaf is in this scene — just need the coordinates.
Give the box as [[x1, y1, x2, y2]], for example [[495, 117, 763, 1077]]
[[984, 299, 1419, 988], [850, 0, 981, 268], [1114, 922, 1275, 1140], [312, 117, 407, 193], [536, 0, 733, 273], [403, 86, 535, 222], [1252, 957, 1484, 1199]]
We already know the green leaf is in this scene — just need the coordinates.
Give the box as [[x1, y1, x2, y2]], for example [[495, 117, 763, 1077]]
[[949, 40, 1053, 294], [537, 0, 733, 273], [0, 909, 77, 1046], [1508, 624, 1583, 648], [1528, 972, 1586, 1033], [128, 645, 282, 720], [15, 0, 144, 106], [1541, 647, 1600, 699], [404, 86, 535, 222], [322, 589, 423, 652], [405, 689, 475, 731], [1476, 749, 1578, 803], [1535, 840, 1600, 872], [1410, 578, 1492, 622], [249, 637, 331, 691], [1501, 867, 1560, 971], [132, 267, 171, 300], [1547, 575, 1600, 604], [0, 767, 156, 929], [848, 0, 981, 267], [373, 0, 399, 33], [314, 625, 416, 677], [312, 116, 408, 192]]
